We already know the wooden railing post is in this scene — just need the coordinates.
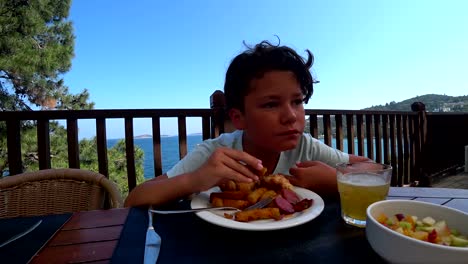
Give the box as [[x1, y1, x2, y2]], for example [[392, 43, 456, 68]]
[[37, 119, 51, 170], [6, 119, 22, 175], [411, 102, 428, 186], [210, 90, 227, 138]]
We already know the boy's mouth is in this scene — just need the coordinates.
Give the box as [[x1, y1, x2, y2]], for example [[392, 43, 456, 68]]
[[277, 129, 300, 136]]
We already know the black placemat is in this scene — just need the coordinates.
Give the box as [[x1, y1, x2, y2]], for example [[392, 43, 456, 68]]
[[111, 199, 385, 264], [0, 213, 72, 264], [111, 207, 147, 263]]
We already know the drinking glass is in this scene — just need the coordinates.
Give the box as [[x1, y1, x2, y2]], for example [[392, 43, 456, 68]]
[[336, 161, 392, 228]]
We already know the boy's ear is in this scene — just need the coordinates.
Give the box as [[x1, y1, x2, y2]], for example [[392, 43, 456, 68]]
[[228, 108, 246, 129]]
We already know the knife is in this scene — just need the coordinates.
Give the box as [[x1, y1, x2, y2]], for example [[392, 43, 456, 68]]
[[144, 208, 161, 264], [0, 219, 42, 248]]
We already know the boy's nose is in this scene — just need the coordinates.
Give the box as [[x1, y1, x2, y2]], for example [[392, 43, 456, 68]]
[[281, 105, 297, 123]]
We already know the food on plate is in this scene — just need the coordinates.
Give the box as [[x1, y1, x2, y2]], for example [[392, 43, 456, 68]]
[[209, 191, 247, 201], [211, 197, 250, 209], [293, 198, 314, 212], [238, 182, 257, 193], [260, 190, 277, 200], [274, 196, 295, 214], [247, 187, 268, 204], [220, 165, 267, 192], [281, 189, 301, 204], [234, 208, 282, 222], [262, 174, 294, 190], [377, 213, 468, 247], [211, 170, 314, 222]]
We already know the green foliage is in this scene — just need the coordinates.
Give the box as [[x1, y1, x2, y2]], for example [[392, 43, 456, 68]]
[[363, 94, 468, 113], [104, 139, 145, 197], [78, 138, 145, 198], [1, 127, 145, 198], [0, 0, 94, 110]]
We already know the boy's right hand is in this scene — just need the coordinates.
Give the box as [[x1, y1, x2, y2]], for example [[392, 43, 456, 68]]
[[191, 147, 263, 192]]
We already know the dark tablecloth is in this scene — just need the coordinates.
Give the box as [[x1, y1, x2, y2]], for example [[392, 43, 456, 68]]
[[112, 198, 385, 264], [0, 213, 72, 264]]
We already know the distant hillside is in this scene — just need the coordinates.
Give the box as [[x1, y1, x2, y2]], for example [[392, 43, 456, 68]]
[[363, 94, 468, 112]]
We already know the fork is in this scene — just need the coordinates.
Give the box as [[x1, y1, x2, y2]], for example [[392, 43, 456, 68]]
[[150, 196, 274, 214]]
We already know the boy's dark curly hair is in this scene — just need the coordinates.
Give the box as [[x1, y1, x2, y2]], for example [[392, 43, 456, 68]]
[[224, 39, 317, 112]]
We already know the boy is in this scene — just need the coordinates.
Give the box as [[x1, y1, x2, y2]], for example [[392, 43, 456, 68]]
[[125, 40, 369, 207]]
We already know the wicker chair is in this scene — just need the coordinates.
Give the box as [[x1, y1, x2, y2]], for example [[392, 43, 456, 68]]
[[0, 168, 123, 219]]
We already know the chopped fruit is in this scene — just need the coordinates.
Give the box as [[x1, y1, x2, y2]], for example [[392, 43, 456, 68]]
[[399, 221, 412, 230], [395, 213, 405, 221], [411, 231, 429, 241], [377, 213, 468, 247], [376, 213, 387, 224], [451, 235, 468, 247], [422, 216, 436, 226], [428, 229, 438, 243]]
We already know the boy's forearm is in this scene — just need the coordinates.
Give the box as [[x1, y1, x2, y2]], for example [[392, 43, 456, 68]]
[[124, 173, 199, 207]]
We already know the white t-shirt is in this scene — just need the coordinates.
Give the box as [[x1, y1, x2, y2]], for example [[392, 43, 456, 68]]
[[166, 130, 349, 178]]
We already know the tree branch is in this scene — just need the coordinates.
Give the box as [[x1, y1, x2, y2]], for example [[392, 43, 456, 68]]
[[31, 37, 44, 49]]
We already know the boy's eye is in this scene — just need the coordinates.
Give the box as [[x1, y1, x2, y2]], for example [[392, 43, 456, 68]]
[[294, 99, 304, 105], [262, 102, 279, 108]]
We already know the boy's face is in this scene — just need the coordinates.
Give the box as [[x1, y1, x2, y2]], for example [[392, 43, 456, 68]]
[[230, 70, 306, 152]]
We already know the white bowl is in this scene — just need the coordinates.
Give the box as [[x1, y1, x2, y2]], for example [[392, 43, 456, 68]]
[[366, 200, 468, 264]]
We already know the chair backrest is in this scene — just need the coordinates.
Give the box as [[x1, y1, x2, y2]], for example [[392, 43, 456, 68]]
[[0, 168, 123, 218]]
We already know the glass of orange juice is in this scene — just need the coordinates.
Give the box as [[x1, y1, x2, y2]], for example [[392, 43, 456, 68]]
[[336, 161, 392, 228]]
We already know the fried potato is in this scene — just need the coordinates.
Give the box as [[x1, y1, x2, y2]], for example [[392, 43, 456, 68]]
[[211, 197, 224, 207], [211, 170, 302, 223], [211, 197, 249, 209], [220, 180, 237, 192], [262, 174, 293, 190], [245, 165, 268, 177], [237, 182, 256, 193], [224, 213, 234, 219], [260, 190, 277, 200], [210, 191, 247, 202], [222, 199, 250, 209], [247, 187, 268, 204], [234, 208, 282, 222]]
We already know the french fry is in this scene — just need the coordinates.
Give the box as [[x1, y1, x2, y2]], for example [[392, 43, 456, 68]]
[[210, 191, 247, 202], [260, 190, 277, 200], [211, 197, 250, 209], [262, 174, 293, 190], [245, 165, 268, 177], [234, 208, 282, 222], [211, 197, 224, 207], [222, 199, 250, 209], [237, 182, 256, 193], [247, 187, 268, 204], [220, 180, 237, 192]]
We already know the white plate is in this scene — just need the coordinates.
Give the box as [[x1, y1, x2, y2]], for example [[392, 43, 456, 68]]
[[191, 186, 325, 231]]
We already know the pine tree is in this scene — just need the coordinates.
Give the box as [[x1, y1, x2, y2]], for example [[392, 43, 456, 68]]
[[0, 1, 144, 197], [0, 0, 93, 110]]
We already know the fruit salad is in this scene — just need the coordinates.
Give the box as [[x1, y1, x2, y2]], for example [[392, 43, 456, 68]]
[[376, 213, 468, 247]]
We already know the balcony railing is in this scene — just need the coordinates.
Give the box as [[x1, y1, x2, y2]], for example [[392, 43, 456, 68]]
[[1, 90, 467, 192]]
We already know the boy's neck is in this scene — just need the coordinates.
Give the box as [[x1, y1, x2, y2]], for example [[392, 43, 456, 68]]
[[242, 135, 280, 175]]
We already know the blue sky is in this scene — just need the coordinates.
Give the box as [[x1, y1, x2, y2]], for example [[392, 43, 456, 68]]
[[65, 0, 468, 139]]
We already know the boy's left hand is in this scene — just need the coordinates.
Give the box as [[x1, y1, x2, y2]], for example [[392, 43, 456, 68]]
[[288, 161, 337, 195]]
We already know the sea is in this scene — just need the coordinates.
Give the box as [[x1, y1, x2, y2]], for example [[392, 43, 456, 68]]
[[107, 135, 380, 179], [107, 134, 203, 179]]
